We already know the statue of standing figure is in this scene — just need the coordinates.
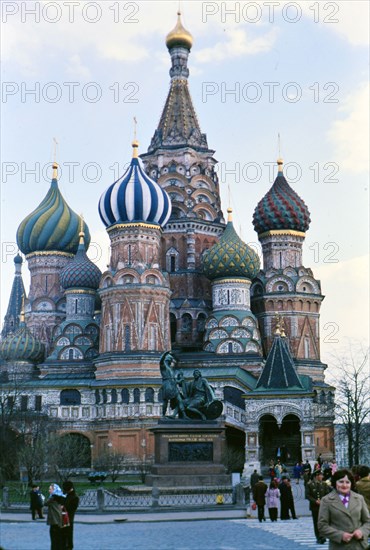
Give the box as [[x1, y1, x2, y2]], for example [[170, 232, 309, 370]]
[[159, 351, 188, 418], [159, 352, 223, 420]]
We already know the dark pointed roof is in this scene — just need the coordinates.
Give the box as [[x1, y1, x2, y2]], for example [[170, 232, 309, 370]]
[[255, 334, 304, 392], [1, 254, 26, 339]]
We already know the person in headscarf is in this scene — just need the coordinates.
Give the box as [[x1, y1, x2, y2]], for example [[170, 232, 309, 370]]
[[46, 483, 66, 550], [62, 480, 79, 550]]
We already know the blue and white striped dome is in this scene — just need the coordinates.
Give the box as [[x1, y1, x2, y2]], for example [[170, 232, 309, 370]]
[[98, 142, 172, 228]]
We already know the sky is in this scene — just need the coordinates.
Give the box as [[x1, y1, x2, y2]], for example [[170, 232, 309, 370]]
[[1, 0, 369, 368]]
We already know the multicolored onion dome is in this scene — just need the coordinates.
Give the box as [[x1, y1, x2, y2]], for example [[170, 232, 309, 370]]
[[98, 141, 172, 228], [202, 209, 260, 280], [0, 318, 45, 363], [60, 233, 102, 290], [16, 163, 91, 255], [166, 11, 193, 50], [253, 159, 310, 235]]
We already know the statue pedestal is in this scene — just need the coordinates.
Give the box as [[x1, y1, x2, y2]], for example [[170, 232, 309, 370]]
[[146, 419, 231, 487]]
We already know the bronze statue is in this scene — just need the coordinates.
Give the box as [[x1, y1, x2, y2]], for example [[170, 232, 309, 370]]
[[159, 352, 223, 420], [159, 351, 188, 418]]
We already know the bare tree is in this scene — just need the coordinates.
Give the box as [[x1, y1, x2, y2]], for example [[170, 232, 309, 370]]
[[48, 433, 91, 483], [329, 344, 370, 467], [94, 451, 128, 482]]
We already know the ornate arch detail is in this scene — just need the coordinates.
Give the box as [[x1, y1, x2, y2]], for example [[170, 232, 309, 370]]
[[266, 275, 294, 293], [296, 276, 320, 294], [256, 403, 304, 426]]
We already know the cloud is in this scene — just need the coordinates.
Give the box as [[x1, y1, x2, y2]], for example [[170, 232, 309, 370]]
[[194, 28, 278, 64], [328, 83, 369, 173]]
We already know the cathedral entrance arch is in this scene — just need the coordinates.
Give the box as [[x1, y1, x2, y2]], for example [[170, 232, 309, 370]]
[[259, 413, 301, 465]]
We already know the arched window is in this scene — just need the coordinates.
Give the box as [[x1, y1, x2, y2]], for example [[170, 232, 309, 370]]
[[95, 390, 100, 404], [124, 325, 131, 351], [102, 389, 107, 404], [133, 388, 140, 404], [304, 337, 310, 358], [121, 388, 129, 404], [181, 313, 192, 333], [111, 389, 117, 404], [170, 313, 177, 344], [196, 313, 207, 342], [60, 389, 81, 406], [145, 388, 154, 403], [166, 247, 179, 272]]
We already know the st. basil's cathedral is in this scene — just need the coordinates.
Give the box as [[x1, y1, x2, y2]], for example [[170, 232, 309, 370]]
[[0, 13, 335, 477]]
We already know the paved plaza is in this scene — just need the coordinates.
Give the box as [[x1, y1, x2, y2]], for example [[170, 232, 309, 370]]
[[0, 514, 329, 550]]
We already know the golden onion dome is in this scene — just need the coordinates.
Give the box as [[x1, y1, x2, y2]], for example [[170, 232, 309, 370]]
[[166, 12, 193, 50]]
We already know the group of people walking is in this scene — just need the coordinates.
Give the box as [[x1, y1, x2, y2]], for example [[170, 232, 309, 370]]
[[250, 464, 370, 549], [251, 472, 297, 523], [30, 480, 79, 550]]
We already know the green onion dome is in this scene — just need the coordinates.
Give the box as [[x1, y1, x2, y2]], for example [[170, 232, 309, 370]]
[[16, 163, 90, 255], [60, 233, 102, 290], [253, 159, 310, 235], [0, 315, 45, 363], [202, 209, 260, 280]]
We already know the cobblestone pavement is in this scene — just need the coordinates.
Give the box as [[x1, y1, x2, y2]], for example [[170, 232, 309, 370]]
[[0, 517, 329, 550]]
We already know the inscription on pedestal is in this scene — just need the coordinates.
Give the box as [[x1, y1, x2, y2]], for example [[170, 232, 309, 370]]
[[169, 442, 213, 462]]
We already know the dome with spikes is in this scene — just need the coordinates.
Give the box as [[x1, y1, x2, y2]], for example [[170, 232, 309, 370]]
[[166, 12, 193, 50], [16, 163, 91, 255], [0, 319, 45, 363], [202, 209, 260, 280], [253, 159, 310, 235], [60, 233, 102, 290], [98, 142, 172, 228]]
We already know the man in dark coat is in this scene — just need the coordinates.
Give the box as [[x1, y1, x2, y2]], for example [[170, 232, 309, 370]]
[[250, 470, 260, 489], [279, 476, 298, 520], [252, 476, 268, 522], [62, 481, 79, 550], [306, 469, 331, 544], [30, 484, 44, 520]]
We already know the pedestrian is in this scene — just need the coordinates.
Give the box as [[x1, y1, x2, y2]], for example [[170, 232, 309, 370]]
[[30, 484, 44, 520], [293, 462, 302, 484], [62, 481, 79, 550], [265, 479, 280, 522], [46, 483, 65, 550], [279, 475, 298, 520], [356, 465, 370, 513], [330, 459, 338, 475], [317, 453, 323, 467], [306, 469, 331, 544], [250, 469, 260, 489], [303, 460, 312, 487], [275, 459, 283, 479], [268, 460, 276, 481], [252, 475, 268, 523], [318, 468, 370, 549]]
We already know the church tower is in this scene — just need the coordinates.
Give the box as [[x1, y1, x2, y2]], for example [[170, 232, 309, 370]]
[[16, 162, 90, 354], [1, 254, 26, 339], [251, 159, 325, 380], [141, 13, 225, 349], [95, 141, 172, 379]]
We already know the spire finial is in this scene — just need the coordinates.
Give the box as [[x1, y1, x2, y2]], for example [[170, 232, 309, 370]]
[[227, 207, 233, 222], [52, 137, 58, 179], [79, 214, 85, 243], [277, 134, 283, 173], [132, 117, 139, 158], [20, 296, 25, 323], [274, 312, 281, 335]]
